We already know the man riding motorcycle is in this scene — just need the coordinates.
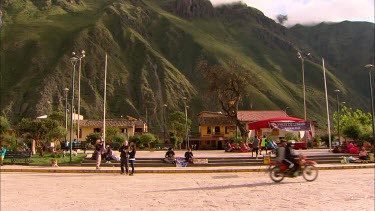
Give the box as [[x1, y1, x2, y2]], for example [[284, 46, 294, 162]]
[[277, 140, 299, 176]]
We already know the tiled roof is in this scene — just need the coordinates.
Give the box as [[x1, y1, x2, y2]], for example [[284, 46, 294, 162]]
[[79, 119, 135, 127], [198, 116, 235, 125], [198, 110, 288, 125], [237, 110, 288, 122]]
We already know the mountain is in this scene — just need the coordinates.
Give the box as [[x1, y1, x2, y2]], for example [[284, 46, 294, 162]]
[[1, 0, 374, 132]]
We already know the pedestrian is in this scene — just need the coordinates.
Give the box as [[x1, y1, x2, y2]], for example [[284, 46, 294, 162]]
[[0, 145, 7, 166], [259, 135, 267, 155], [252, 136, 259, 159], [128, 145, 136, 176], [95, 139, 104, 170], [119, 140, 129, 174]]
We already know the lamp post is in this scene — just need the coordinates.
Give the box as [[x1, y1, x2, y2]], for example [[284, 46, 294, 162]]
[[334, 89, 341, 145], [365, 64, 375, 144], [183, 97, 189, 149], [74, 50, 85, 142], [163, 104, 167, 143], [297, 51, 311, 120], [69, 54, 79, 162], [63, 88, 69, 143]]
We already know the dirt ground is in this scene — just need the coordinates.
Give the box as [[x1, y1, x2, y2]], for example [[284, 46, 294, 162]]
[[1, 168, 374, 211]]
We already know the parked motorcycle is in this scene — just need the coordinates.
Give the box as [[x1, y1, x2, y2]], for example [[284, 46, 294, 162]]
[[268, 154, 318, 183]]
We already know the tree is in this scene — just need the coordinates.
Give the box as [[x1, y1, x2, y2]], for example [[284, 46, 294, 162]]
[[47, 111, 64, 125], [17, 118, 63, 156], [105, 127, 120, 142], [197, 60, 250, 142], [17, 118, 47, 147], [168, 111, 191, 149], [86, 132, 101, 145], [334, 106, 372, 143], [139, 133, 156, 149]]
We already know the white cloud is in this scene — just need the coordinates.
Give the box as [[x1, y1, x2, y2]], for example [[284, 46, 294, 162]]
[[210, 0, 375, 26]]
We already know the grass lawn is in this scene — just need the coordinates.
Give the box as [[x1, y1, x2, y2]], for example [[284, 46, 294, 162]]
[[29, 152, 87, 165]]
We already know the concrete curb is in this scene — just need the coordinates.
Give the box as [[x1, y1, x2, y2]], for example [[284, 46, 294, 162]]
[[1, 164, 374, 174]]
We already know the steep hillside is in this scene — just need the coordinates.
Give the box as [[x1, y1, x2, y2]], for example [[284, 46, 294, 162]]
[[0, 0, 373, 132], [290, 21, 375, 109]]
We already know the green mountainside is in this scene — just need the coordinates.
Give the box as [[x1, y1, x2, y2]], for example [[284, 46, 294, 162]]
[[1, 0, 374, 132]]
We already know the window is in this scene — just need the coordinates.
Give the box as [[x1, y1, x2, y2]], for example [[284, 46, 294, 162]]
[[207, 126, 211, 134], [214, 126, 220, 133], [94, 128, 101, 133], [122, 128, 128, 133]]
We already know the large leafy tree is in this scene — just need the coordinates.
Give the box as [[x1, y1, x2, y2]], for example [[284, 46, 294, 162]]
[[197, 60, 250, 142], [17, 118, 65, 148], [334, 106, 372, 142]]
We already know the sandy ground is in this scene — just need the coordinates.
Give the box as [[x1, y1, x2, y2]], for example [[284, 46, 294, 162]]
[[1, 168, 374, 211]]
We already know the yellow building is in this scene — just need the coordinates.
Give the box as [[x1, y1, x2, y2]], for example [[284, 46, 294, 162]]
[[193, 111, 235, 150]]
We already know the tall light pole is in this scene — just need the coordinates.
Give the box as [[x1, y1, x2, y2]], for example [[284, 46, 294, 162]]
[[69, 54, 79, 162], [183, 97, 189, 149], [63, 88, 69, 143], [163, 104, 167, 143], [334, 89, 341, 145], [297, 51, 310, 120], [365, 64, 375, 145], [74, 50, 85, 142]]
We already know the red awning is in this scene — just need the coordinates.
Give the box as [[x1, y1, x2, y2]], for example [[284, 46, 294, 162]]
[[248, 117, 308, 130]]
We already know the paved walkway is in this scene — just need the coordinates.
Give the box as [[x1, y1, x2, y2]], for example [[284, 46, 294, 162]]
[[1, 149, 373, 174], [1, 169, 374, 210]]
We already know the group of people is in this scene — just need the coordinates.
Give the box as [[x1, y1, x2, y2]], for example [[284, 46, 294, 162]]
[[92, 139, 136, 176], [225, 136, 277, 158], [164, 147, 194, 165]]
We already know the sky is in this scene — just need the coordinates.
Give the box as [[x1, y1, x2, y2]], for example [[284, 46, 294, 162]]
[[209, 0, 375, 27]]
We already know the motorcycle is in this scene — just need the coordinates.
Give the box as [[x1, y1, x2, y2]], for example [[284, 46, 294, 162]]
[[268, 154, 318, 183]]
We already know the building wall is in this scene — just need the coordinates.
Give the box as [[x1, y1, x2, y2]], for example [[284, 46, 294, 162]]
[[200, 125, 235, 138], [67, 126, 136, 142]]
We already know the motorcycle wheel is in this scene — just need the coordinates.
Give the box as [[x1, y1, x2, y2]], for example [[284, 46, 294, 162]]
[[302, 164, 318, 182], [269, 166, 285, 183]]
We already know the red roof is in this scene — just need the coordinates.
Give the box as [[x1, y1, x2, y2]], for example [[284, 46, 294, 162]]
[[237, 110, 288, 122], [248, 117, 307, 130]]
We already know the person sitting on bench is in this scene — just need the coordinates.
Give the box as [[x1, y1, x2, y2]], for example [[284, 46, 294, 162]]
[[358, 147, 369, 160], [164, 147, 176, 164]]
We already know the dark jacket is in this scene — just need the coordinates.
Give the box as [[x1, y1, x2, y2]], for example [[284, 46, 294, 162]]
[[285, 146, 296, 161], [128, 149, 136, 160], [119, 145, 129, 158], [184, 151, 193, 161]]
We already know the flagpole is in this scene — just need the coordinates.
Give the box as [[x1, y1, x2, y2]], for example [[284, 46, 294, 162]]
[[322, 58, 332, 151], [103, 54, 107, 145]]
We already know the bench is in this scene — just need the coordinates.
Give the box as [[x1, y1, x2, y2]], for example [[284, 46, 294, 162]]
[[154, 144, 174, 150], [4, 151, 32, 164]]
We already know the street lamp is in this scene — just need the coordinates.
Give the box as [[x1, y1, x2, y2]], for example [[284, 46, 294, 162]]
[[163, 104, 167, 143], [73, 50, 85, 142], [183, 97, 189, 149], [69, 54, 79, 162], [365, 64, 375, 144], [334, 89, 341, 145], [63, 88, 69, 143], [297, 51, 311, 120]]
